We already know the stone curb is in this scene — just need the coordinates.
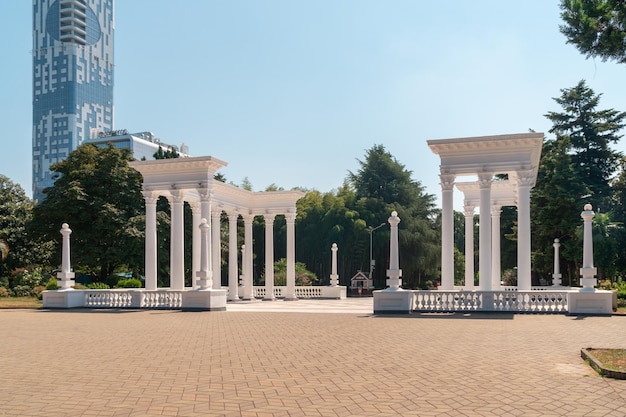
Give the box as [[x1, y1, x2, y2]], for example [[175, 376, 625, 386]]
[[581, 348, 626, 380]]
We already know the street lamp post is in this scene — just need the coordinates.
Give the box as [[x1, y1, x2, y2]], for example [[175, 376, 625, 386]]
[[369, 222, 386, 287]]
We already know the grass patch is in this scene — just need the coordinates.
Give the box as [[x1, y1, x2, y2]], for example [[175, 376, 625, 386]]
[[0, 297, 43, 309], [589, 349, 626, 371]]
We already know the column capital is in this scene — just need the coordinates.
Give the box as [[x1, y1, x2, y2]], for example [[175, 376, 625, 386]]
[[170, 189, 185, 203], [284, 212, 297, 223], [516, 169, 535, 187], [263, 213, 276, 223], [189, 201, 201, 214], [463, 202, 475, 218], [242, 213, 255, 224], [211, 209, 222, 220], [198, 188, 213, 201], [227, 211, 240, 221], [439, 173, 456, 191], [491, 203, 502, 216], [142, 190, 159, 205], [478, 172, 493, 187]]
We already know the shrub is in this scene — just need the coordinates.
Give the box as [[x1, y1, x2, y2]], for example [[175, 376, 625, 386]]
[[14, 268, 50, 288], [45, 279, 60, 290], [34, 285, 46, 300], [0, 287, 9, 297], [13, 285, 34, 297], [116, 278, 142, 288], [87, 282, 110, 289], [72, 283, 87, 290]]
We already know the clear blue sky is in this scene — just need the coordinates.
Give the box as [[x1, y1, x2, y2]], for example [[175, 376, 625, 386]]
[[2, 1, 625, 211]]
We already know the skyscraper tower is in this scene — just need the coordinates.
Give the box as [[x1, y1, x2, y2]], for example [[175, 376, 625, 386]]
[[32, 0, 114, 202]]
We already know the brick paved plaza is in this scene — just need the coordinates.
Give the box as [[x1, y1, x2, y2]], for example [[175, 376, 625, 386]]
[[1, 299, 625, 416]]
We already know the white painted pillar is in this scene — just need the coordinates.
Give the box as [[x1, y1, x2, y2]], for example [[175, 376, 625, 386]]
[[242, 214, 255, 300], [478, 173, 492, 291], [211, 210, 222, 289], [263, 214, 276, 300], [552, 238, 562, 286], [227, 213, 240, 301], [385, 211, 403, 289], [580, 204, 597, 291], [491, 204, 502, 290], [170, 190, 185, 291], [57, 223, 75, 289], [330, 243, 339, 287], [440, 174, 455, 290], [463, 202, 475, 290], [517, 172, 532, 291], [190, 201, 201, 289], [142, 191, 158, 291], [196, 218, 212, 289], [284, 212, 298, 301]]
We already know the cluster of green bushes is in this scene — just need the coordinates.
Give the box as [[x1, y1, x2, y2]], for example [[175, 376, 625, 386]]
[[598, 279, 626, 308], [0, 270, 143, 300]]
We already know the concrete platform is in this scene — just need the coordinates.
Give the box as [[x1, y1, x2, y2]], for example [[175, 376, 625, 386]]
[[1, 299, 625, 416]]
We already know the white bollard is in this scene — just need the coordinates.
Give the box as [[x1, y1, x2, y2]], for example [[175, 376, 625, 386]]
[[385, 211, 403, 290], [580, 204, 597, 291], [330, 243, 339, 287], [552, 238, 562, 286], [57, 223, 75, 290]]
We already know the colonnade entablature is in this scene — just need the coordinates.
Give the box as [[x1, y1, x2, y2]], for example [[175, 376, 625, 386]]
[[428, 133, 544, 292], [129, 156, 304, 301]]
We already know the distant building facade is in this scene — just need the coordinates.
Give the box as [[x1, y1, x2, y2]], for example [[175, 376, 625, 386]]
[[32, 0, 114, 202], [85, 130, 190, 160]]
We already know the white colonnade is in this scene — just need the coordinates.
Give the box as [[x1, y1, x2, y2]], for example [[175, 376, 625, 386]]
[[428, 133, 544, 291], [130, 156, 304, 300]]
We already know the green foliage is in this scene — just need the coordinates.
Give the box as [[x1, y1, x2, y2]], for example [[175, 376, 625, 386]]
[[31, 144, 145, 282], [45, 278, 59, 290], [268, 258, 318, 286], [560, 0, 626, 64], [0, 175, 55, 276], [87, 282, 110, 289], [153, 146, 180, 159], [115, 278, 142, 288], [12, 285, 34, 297], [533, 81, 626, 282], [13, 268, 50, 289]]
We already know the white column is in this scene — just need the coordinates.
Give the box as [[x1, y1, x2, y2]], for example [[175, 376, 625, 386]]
[[170, 190, 185, 291], [196, 218, 212, 289], [190, 201, 201, 289], [211, 210, 222, 289], [491, 204, 502, 290], [517, 171, 532, 291], [580, 204, 597, 291], [263, 214, 276, 300], [478, 173, 492, 291], [552, 238, 562, 286], [142, 191, 158, 291], [242, 214, 255, 300], [227, 213, 240, 301], [57, 223, 75, 289], [440, 174, 455, 290], [284, 212, 298, 301], [463, 202, 475, 290], [330, 243, 339, 286], [385, 211, 403, 290]]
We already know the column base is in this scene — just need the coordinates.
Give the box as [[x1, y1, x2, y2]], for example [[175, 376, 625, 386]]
[[43, 289, 84, 309], [182, 289, 227, 311], [568, 290, 612, 315], [373, 289, 413, 314]]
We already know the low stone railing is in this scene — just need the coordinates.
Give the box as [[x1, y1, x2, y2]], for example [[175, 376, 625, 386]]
[[413, 290, 569, 313], [83, 289, 183, 309], [247, 286, 343, 299]]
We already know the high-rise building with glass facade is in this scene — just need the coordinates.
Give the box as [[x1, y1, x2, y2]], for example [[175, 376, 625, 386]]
[[32, 0, 114, 202]]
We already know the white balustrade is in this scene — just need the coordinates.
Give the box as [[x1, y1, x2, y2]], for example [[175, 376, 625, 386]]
[[413, 290, 568, 313]]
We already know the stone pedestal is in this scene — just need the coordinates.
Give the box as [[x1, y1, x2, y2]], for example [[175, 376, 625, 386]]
[[373, 289, 413, 314], [567, 290, 613, 315], [323, 286, 347, 299], [42, 289, 84, 309], [182, 289, 227, 311]]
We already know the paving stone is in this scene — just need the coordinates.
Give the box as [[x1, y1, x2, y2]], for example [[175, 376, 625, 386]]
[[1, 301, 625, 416]]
